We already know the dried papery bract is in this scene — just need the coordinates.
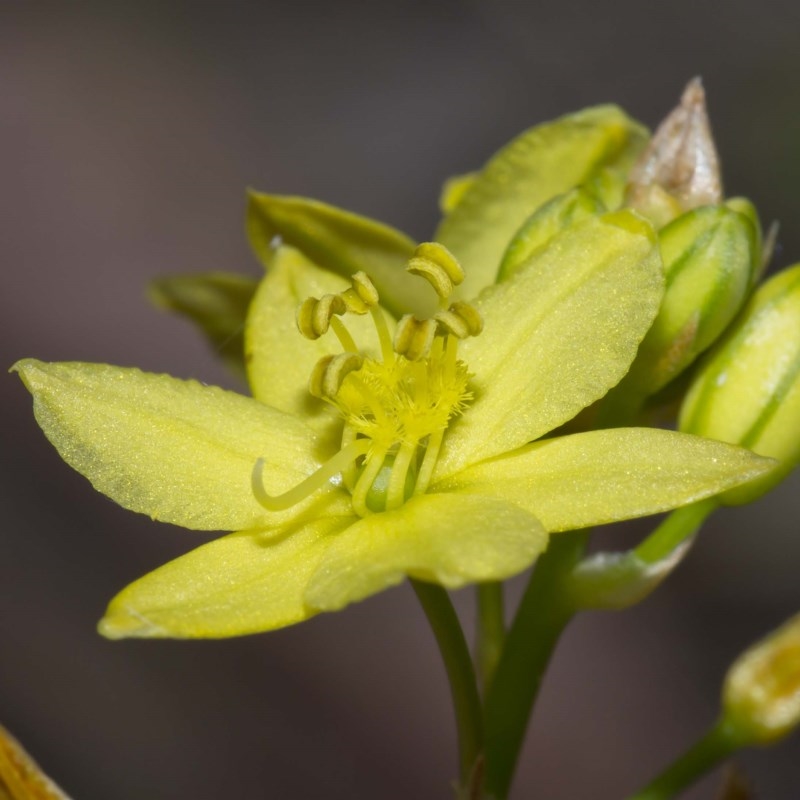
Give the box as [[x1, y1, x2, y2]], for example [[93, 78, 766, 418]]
[[627, 77, 722, 225]]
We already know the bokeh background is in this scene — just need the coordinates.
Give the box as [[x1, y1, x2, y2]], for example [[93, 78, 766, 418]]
[[2, 2, 800, 798]]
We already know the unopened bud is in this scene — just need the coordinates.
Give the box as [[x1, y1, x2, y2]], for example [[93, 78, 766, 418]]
[[498, 186, 606, 280], [622, 204, 759, 395], [723, 612, 800, 745], [627, 77, 722, 227], [679, 264, 800, 504]]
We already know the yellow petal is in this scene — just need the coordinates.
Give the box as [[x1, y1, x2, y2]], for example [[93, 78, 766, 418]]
[[435, 428, 775, 532], [304, 493, 547, 612], [0, 725, 70, 800], [245, 246, 393, 431], [246, 192, 422, 316], [437, 211, 663, 476], [99, 515, 354, 638], [435, 105, 648, 298], [13, 359, 348, 531]]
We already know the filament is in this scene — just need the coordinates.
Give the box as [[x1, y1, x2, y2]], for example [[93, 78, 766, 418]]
[[386, 439, 418, 511], [252, 438, 371, 511], [351, 445, 389, 517], [330, 316, 358, 353]]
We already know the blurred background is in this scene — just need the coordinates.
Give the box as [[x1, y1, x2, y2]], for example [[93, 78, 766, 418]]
[[2, 1, 800, 797]]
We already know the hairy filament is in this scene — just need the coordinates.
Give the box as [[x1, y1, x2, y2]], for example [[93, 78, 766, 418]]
[[351, 445, 389, 517], [415, 428, 444, 495], [386, 439, 418, 511], [370, 306, 395, 365]]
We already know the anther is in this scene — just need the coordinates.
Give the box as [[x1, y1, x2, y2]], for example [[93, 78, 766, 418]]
[[309, 352, 364, 399], [435, 301, 483, 339], [296, 294, 347, 339], [340, 272, 379, 315], [407, 242, 465, 299], [394, 315, 437, 361]]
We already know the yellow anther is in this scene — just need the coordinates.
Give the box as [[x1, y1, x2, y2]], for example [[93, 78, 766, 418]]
[[407, 242, 465, 299], [434, 310, 469, 339], [351, 271, 380, 306], [450, 301, 484, 336], [309, 352, 364, 399], [296, 294, 347, 340], [434, 302, 483, 339], [394, 315, 438, 361], [339, 273, 379, 315]]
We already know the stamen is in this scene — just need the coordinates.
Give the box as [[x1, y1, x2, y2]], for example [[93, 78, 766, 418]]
[[407, 242, 465, 300], [394, 315, 437, 361], [370, 306, 395, 364], [449, 301, 483, 336], [252, 438, 371, 511], [309, 353, 364, 399], [330, 316, 358, 353], [351, 445, 389, 517], [386, 439, 418, 511], [415, 429, 444, 495], [296, 294, 347, 339], [444, 332, 459, 386]]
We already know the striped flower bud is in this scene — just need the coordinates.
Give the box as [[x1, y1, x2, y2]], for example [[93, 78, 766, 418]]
[[723, 612, 800, 745], [679, 264, 800, 504], [622, 204, 760, 396]]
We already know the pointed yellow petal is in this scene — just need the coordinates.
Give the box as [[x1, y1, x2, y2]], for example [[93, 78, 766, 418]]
[[304, 493, 547, 612], [247, 192, 422, 316], [99, 515, 354, 638], [13, 359, 349, 531], [435, 105, 648, 297], [435, 428, 775, 532], [245, 246, 394, 431], [437, 211, 663, 476], [0, 725, 71, 800]]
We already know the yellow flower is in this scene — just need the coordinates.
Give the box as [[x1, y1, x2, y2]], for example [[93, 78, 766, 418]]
[[13, 211, 772, 639]]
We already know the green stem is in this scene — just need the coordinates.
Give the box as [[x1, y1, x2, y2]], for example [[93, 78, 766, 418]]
[[411, 579, 484, 786], [628, 718, 741, 799], [483, 532, 588, 799], [634, 499, 716, 564], [477, 582, 506, 695]]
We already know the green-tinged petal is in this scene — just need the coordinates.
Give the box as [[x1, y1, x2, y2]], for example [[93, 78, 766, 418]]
[[438, 171, 478, 214], [247, 192, 423, 317], [436, 211, 664, 476], [13, 359, 351, 531], [497, 185, 606, 281], [305, 493, 548, 612], [149, 272, 258, 380], [245, 246, 393, 430], [435, 105, 648, 297], [99, 515, 354, 639], [434, 428, 774, 532]]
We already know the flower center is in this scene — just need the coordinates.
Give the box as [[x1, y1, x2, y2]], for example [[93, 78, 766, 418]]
[[252, 242, 482, 517]]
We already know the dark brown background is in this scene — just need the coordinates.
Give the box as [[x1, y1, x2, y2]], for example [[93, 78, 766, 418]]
[[2, 2, 800, 798]]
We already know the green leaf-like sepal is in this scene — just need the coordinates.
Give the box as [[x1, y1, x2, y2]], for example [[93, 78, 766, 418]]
[[246, 192, 421, 316], [149, 272, 258, 379]]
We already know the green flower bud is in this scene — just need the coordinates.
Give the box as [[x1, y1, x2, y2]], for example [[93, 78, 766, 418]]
[[722, 612, 800, 745], [497, 186, 605, 281], [679, 264, 800, 504], [620, 204, 760, 396]]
